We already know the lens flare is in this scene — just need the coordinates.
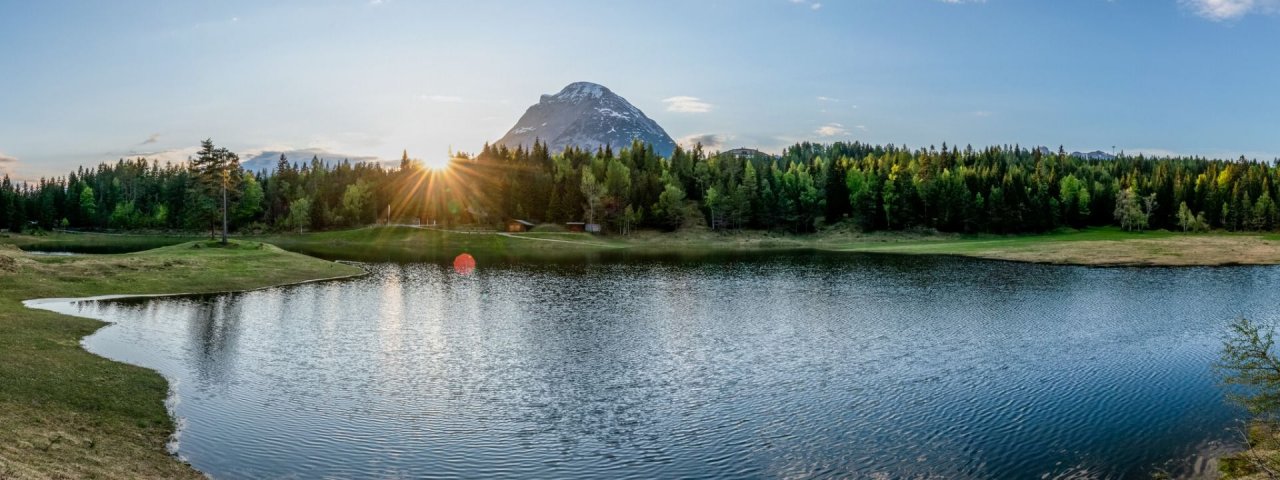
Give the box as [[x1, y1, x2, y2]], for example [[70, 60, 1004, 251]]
[[453, 253, 476, 275], [423, 157, 452, 170]]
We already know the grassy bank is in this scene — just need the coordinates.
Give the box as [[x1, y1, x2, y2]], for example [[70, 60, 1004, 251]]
[[821, 228, 1280, 266], [0, 240, 364, 479], [12, 226, 1280, 266], [254, 226, 627, 262], [4, 231, 202, 254]]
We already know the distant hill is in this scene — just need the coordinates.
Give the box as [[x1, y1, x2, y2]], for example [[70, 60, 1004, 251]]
[[1035, 146, 1116, 161], [495, 82, 677, 158], [239, 149, 395, 173], [1071, 150, 1115, 160]]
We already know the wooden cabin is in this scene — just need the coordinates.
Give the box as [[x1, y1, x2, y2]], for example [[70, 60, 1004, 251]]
[[565, 222, 586, 232], [506, 219, 535, 232]]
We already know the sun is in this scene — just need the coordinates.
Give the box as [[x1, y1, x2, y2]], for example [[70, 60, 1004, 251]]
[[423, 157, 452, 171]]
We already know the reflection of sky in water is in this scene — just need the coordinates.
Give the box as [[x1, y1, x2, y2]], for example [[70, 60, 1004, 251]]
[[36, 254, 1276, 479]]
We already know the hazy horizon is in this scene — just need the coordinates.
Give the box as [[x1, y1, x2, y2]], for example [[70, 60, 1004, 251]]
[[4, 0, 1280, 180]]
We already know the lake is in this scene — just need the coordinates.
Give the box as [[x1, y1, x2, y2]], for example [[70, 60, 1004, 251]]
[[30, 252, 1276, 479]]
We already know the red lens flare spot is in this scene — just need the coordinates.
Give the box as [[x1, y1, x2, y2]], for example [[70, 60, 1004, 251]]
[[453, 253, 476, 275]]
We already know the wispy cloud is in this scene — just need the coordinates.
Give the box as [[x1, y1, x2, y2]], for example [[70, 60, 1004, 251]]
[[789, 0, 822, 10], [817, 96, 840, 102], [663, 96, 713, 113], [139, 133, 160, 145], [0, 152, 19, 177], [815, 123, 849, 137], [420, 94, 464, 103], [678, 133, 730, 150], [1182, 0, 1280, 20], [973, 110, 993, 117], [107, 146, 201, 165]]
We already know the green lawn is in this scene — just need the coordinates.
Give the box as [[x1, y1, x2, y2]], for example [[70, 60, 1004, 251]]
[[12, 226, 1280, 266], [2, 231, 200, 254], [252, 226, 625, 262]]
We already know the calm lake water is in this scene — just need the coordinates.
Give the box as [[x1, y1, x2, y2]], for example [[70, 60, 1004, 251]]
[[32, 252, 1280, 479]]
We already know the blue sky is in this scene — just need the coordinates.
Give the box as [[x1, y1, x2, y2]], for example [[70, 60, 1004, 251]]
[[1, 0, 1278, 179]]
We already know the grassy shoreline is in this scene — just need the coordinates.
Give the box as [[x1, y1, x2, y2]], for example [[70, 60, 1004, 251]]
[[20, 225, 1280, 266], [0, 240, 364, 479], [96, 226, 1280, 266]]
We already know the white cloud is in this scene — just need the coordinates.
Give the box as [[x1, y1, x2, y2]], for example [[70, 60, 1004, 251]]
[[815, 123, 849, 137], [0, 151, 17, 177], [420, 95, 464, 103], [116, 146, 202, 165], [789, 0, 823, 10], [1182, 0, 1280, 20], [662, 96, 713, 113], [678, 133, 731, 150], [817, 96, 840, 102], [973, 110, 993, 117]]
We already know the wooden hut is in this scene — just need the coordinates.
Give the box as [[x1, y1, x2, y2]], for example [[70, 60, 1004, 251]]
[[506, 219, 535, 232]]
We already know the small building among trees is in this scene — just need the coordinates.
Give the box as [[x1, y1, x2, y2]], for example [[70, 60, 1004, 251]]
[[506, 219, 535, 232]]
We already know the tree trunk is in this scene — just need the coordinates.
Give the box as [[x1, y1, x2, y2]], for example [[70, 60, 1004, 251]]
[[221, 183, 228, 245]]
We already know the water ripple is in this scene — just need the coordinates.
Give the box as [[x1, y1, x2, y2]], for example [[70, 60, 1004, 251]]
[[34, 253, 1277, 479]]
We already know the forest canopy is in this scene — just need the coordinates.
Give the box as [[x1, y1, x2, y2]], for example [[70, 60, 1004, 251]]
[[2, 139, 1278, 236]]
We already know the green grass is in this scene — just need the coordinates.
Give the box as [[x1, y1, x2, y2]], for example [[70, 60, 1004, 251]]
[[0, 239, 363, 479], [25, 225, 1280, 266], [253, 226, 624, 262], [12, 224, 1280, 268], [819, 227, 1280, 266], [1, 231, 200, 254]]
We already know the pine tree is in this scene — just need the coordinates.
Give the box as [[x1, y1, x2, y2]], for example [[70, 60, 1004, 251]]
[[188, 139, 242, 243]]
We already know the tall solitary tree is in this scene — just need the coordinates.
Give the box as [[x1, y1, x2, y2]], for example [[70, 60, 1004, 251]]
[[189, 139, 242, 244]]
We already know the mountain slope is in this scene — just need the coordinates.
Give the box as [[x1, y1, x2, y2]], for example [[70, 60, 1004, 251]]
[[239, 149, 394, 173], [496, 82, 677, 157]]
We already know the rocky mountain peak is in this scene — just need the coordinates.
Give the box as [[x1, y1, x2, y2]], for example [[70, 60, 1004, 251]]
[[497, 82, 677, 158]]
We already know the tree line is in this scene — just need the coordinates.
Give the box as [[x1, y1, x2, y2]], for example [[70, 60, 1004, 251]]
[[3, 138, 1279, 235]]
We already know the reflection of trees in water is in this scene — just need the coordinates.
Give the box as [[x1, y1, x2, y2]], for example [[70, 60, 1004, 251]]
[[185, 293, 246, 387]]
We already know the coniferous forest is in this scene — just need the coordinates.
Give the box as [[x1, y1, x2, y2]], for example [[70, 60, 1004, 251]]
[[3, 138, 1279, 236]]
